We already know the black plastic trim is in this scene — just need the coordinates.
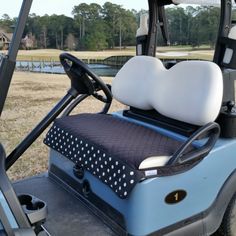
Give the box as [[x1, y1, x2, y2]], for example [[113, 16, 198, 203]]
[[220, 37, 236, 68], [213, 0, 232, 66], [60, 53, 112, 105], [156, 0, 173, 6], [167, 122, 220, 165], [62, 94, 89, 117], [158, 6, 170, 45], [146, 0, 158, 57], [123, 108, 199, 137]]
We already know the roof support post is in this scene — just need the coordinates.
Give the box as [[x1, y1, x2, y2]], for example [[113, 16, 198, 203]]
[[213, 0, 232, 64], [0, 0, 33, 116]]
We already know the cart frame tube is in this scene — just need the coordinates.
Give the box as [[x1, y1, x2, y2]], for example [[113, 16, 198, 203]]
[[213, 0, 232, 65], [0, 0, 33, 116]]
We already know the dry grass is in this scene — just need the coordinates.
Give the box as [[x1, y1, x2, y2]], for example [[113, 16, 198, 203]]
[[0, 47, 214, 61], [15, 49, 136, 61], [0, 71, 125, 180]]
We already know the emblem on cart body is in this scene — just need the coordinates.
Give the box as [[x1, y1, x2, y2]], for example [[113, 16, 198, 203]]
[[165, 190, 187, 204]]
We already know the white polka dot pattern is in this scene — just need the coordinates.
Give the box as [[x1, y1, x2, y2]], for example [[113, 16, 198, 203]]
[[44, 124, 143, 198]]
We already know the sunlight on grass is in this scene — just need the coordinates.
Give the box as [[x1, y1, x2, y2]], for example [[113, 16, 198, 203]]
[[10, 46, 215, 62]]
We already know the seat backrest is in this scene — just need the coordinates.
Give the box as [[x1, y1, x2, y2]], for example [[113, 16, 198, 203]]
[[112, 56, 223, 126]]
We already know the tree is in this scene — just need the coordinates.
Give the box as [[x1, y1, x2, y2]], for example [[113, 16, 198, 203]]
[[165, 6, 220, 48], [0, 14, 14, 32], [1, 2, 223, 51], [73, 3, 107, 50], [102, 2, 137, 49], [25, 14, 75, 49], [166, 7, 189, 45], [119, 9, 137, 47], [196, 7, 220, 48], [65, 33, 77, 50]]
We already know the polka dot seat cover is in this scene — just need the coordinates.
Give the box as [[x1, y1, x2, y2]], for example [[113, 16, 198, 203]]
[[44, 113, 187, 198]]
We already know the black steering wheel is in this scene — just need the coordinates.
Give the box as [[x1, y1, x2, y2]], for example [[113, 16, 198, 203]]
[[60, 53, 112, 104]]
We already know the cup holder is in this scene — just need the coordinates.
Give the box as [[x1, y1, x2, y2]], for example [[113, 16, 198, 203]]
[[18, 194, 32, 206], [18, 194, 47, 225], [26, 201, 45, 211]]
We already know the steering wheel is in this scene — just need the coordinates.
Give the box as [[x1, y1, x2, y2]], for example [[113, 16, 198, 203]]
[[60, 53, 112, 104]]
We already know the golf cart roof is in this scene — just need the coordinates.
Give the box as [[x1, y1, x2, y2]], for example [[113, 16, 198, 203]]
[[154, 0, 235, 6], [173, 0, 229, 5]]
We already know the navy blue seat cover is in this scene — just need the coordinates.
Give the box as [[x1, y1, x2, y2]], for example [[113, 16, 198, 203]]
[[44, 113, 188, 198]]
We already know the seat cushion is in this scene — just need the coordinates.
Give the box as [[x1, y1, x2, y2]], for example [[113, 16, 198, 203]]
[[112, 56, 223, 126], [44, 114, 190, 198]]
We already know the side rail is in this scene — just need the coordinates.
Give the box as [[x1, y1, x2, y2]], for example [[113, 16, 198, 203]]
[[167, 122, 220, 165]]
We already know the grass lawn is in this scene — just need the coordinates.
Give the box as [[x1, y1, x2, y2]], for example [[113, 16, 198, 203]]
[[15, 49, 137, 61], [1, 71, 125, 180], [1, 46, 214, 61]]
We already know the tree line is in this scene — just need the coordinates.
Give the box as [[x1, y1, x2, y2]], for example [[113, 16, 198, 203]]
[[1, 3, 235, 50]]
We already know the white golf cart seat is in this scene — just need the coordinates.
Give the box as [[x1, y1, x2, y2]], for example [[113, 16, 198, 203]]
[[44, 56, 223, 198]]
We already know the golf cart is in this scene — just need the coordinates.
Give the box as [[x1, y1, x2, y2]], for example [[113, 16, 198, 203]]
[[0, 0, 236, 235]]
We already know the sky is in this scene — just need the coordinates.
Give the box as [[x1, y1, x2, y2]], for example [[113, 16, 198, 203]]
[[1, 0, 148, 18]]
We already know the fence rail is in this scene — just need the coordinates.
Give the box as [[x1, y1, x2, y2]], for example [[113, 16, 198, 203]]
[[16, 55, 134, 72], [15, 55, 197, 74]]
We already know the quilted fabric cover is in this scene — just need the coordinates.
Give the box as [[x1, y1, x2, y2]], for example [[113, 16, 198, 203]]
[[44, 114, 185, 198]]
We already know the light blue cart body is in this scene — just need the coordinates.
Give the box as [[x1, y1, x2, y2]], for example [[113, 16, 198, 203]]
[[48, 112, 236, 235]]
